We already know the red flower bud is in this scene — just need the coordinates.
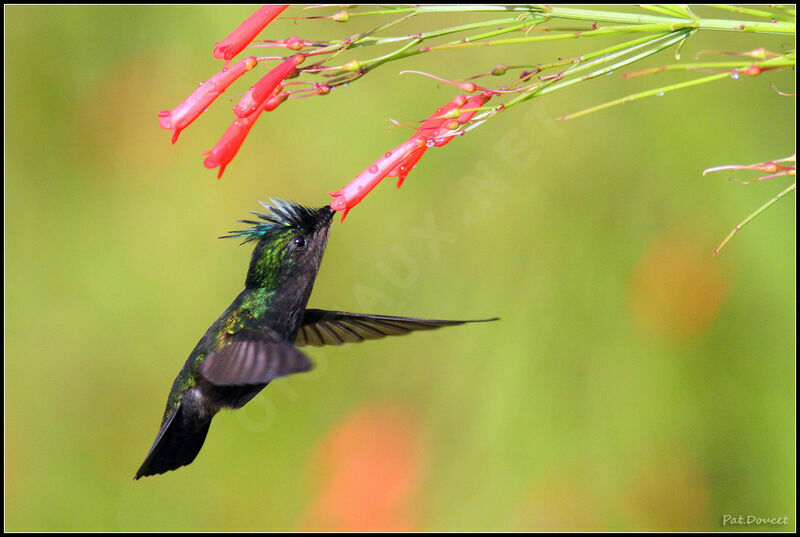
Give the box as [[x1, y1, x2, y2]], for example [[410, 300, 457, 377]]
[[433, 91, 492, 147], [233, 54, 304, 118], [158, 57, 258, 144], [741, 65, 762, 76], [331, 10, 350, 23], [414, 95, 468, 137], [213, 5, 289, 60], [737, 64, 778, 77], [263, 91, 289, 111], [329, 138, 425, 220], [283, 36, 309, 51], [342, 59, 362, 72]]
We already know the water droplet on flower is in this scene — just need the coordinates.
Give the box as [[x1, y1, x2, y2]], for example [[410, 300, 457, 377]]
[[368, 165, 379, 174], [426, 140, 435, 147], [385, 152, 392, 158], [731, 73, 740, 80]]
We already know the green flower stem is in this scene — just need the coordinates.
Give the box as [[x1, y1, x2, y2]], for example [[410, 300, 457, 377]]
[[361, 37, 422, 71], [540, 6, 795, 34], [334, 5, 795, 34], [344, 17, 537, 48], [714, 182, 797, 256], [297, 6, 794, 82], [622, 56, 797, 77], [768, 5, 796, 16], [640, 5, 687, 17], [426, 23, 696, 51], [558, 51, 796, 120], [498, 31, 689, 112], [458, 31, 688, 134], [338, 22, 688, 75], [657, 5, 697, 19], [558, 71, 731, 120], [463, 19, 539, 43], [706, 4, 794, 22], [334, 5, 541, 19]]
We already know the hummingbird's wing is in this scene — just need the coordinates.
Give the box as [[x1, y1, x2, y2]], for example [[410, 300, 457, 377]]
[[200, 329, 312, 386], [295, 309, 498, 347]]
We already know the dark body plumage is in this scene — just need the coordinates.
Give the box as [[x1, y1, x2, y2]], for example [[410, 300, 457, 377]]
[[135, 200, 496, 479]]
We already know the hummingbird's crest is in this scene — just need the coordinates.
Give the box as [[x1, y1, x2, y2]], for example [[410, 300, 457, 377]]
[[222, 199, 333, 244]]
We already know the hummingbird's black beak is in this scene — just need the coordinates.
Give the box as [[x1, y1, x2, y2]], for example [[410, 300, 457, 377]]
[[321, 206, 335, 226]]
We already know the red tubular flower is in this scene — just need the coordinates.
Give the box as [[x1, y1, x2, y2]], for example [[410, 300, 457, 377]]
[[233, 54, 305, 117], [330, 93, 494, 219], [202, 91, 288, 179], [329, 138, 426, 221], [213, 5, 289, 61], [158, 57, 258, 144], [381, 95, 469, 187], [389, 93, 494, 184]]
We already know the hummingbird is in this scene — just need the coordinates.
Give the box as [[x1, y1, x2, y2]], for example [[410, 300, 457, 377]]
[[134, 199, 496, 479]]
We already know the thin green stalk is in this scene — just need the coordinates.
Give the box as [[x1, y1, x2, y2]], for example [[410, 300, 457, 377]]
[[768, 5, 795, 16], [458, 31, 688, 134], [463, 19, 538, 42], [705, 4, 794, 22], [558, 50, 795, 120], [541, 6, 795, 34], [427, 23, 696, 51], [714, 183, 797, 256], [344, 16, 537, 48], [640, 5, 686, 17], [622, 56, 796, 76], [502, 31, 689, 111], [559, 71, 730, 120], [658, 5, 697, 19]]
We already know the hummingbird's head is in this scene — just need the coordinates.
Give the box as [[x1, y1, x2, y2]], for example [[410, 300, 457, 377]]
[[223, 199, 335, 289]]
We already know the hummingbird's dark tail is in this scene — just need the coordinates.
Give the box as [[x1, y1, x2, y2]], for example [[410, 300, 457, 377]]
[[134, 406, 211, 480]]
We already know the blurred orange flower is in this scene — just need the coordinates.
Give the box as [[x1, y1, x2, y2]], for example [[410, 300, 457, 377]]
[[628, 234, 728, 342], [302, 404, 425, 531]]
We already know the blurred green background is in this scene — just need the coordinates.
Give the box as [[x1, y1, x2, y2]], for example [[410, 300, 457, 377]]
[[5, 5, 795, 531]]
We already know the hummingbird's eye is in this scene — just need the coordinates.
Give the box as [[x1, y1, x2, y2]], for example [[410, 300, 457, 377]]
[[293, 236, 307, 249]]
